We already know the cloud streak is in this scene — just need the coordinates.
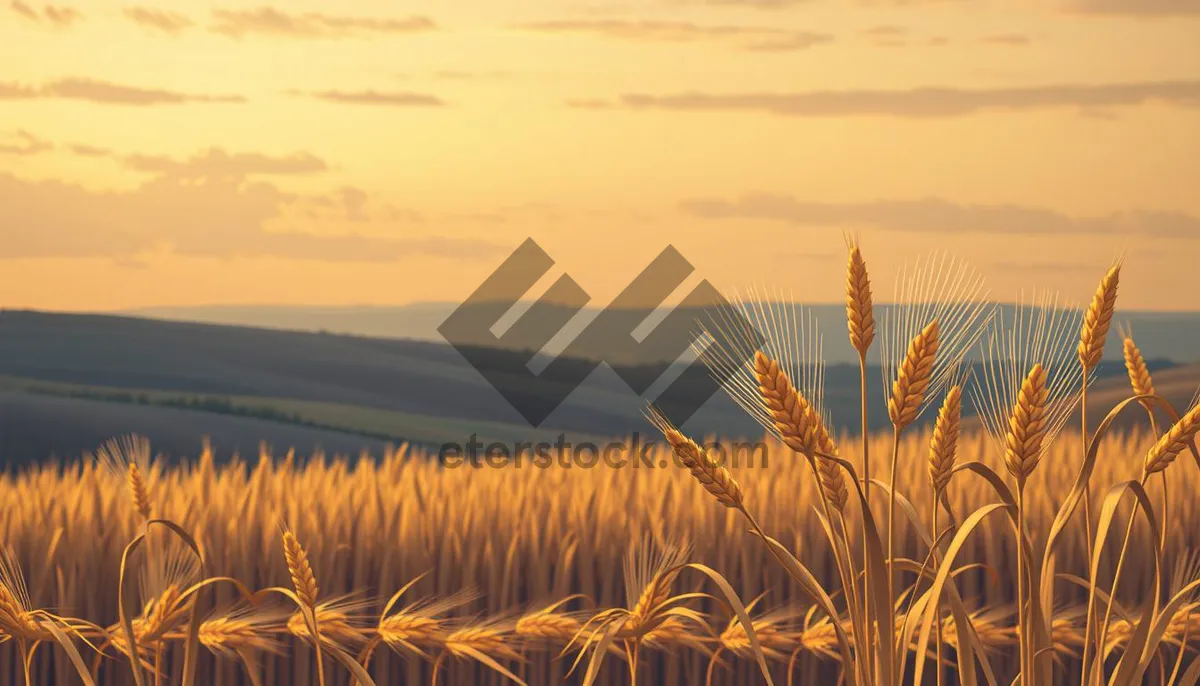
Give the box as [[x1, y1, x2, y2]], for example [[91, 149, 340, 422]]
[[0, 130, 53, 156], [9, 1, 81, 27], [0, 171, 500, 262], [572, 80, 1200, 117], [301, 90, 446, 107], [123, 6, 194, 35], [1067, 0, 1200, 14], [516, 19, 832, 52], [681, 194, 1200, 239], [210, 8, 437, 39], [0, 78, 245, 105]]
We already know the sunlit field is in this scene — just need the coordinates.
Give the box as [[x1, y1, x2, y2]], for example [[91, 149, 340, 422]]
[[2, 254, 1199, 686], [0, 425, 1196, 685]]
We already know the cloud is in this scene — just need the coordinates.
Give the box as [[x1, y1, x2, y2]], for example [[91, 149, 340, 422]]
[[0, 171, 499, 262], [1067, 0, 1200, 14], [982, 34, 1032, 46], [0, 130, 53, 156], [584, 80, 1200, 117], [210, 7, 437, 39], [300, 90, 446, 106], [123, 7, 194, 35], [9, 1, 81, 26], [680, 194, 1200, 239], [0, 78, 245, 105], [704, 0, 810, 6], [516, 20, 833, 52], [68, 143, 112, 157], [121, 148, 329, 178]]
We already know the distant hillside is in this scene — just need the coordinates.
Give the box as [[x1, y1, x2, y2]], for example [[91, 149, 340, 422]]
[[0, 310, 1191, 464], [125, 302, 1200, 364]]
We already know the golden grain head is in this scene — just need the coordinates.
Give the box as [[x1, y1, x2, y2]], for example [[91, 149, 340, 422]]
[[1122, 334, 1156, 410], [846, 244, 876, 357], [126, 462, 151, 520], [928, 385, 963, 494], [1144, 401, 1200, 477], [1004, 363, 1050, 482], [753, 351, 819, 455], [282, 530, 319, 608], [515, 610, 582, 644], [443, 623, 524, 662], [1078, 264, 1120, 371], [286, 600, 370, 647], [378, 612, 447, 647], [888, 320, 941, 429], [648, 407, 742, 509], [197, 607, 288, 657]]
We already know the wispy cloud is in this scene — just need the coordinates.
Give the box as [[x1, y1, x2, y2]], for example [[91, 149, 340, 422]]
[[9, 1, 81, 27], [0, 170, 500, 262], [210, 7, 437, 39], [1066, 0, 1200, 14], [681, 194, 1200, 239], [123, 6, 194, 35], [516, 19, 833, 52], [122, 148, 330, 178], [300, 90, 446, 107], [571, 80, 1200, 117], [982, 33, 1032, 46], [0, 130, 53, 156], [0, 78, 245, 105]]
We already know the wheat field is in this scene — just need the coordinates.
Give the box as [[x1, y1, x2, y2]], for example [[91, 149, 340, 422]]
[[0, 425, 1194, 685], [3, 251, 1200, 686]]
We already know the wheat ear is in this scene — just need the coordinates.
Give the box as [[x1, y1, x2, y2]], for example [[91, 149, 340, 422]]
[[1004, 364, 1049, 483], [889, 320, 940, 430], [649, 408, 743, 509], [1078, 264, 1120, 370], [846, 244, 876, 358], [1144, 403, 1200, 477], [1122, 334, 1155, 407], [753, 351, 818, 455], [283, 532, 319, 608], [928, 385, 963, 495], [127, 462, 151, 520]]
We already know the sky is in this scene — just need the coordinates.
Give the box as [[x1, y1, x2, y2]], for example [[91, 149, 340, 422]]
[[2, 0, 1199, 312]]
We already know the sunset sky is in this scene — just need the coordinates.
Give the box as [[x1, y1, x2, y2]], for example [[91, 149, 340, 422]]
[[2, 0, 1198, 312]]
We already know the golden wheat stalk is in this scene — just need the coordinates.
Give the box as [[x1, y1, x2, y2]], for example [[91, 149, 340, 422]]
[[889, 320, 940, 430], [928, 386, 963, 495], [1004, 364, 1050, 483], [515, 611, 582, 645], [648, 407, 743, 509], [846, 243, 876, 358], [1078, 264, 1120, 371], [127, 463, 152, 520], [1144, 402, 1200, 477], [282, 531, 319, 608], [1121, 331, 1156, 407], [753, 351, 818, 455]]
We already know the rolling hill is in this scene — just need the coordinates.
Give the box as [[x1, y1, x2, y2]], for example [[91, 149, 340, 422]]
[[0, 309, 1192, 465]]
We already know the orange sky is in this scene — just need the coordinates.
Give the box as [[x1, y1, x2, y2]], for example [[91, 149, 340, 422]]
[[2, 0, 1199, 311]]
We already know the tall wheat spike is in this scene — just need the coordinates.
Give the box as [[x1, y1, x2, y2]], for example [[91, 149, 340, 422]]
[[1004, 364, 1050, 483], [127, 463, 152, 520], [846, 243, 876, 358], [753, 351, 819, 455], [648, 407, 743, 509], [889, 321, 940, 430], [928, 385, 963, 495], [1120, 328, 1155, 411], [283, 531, 319, 608], [1144, 402, 1200, 477], [1078, 264, 1120, 370]]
